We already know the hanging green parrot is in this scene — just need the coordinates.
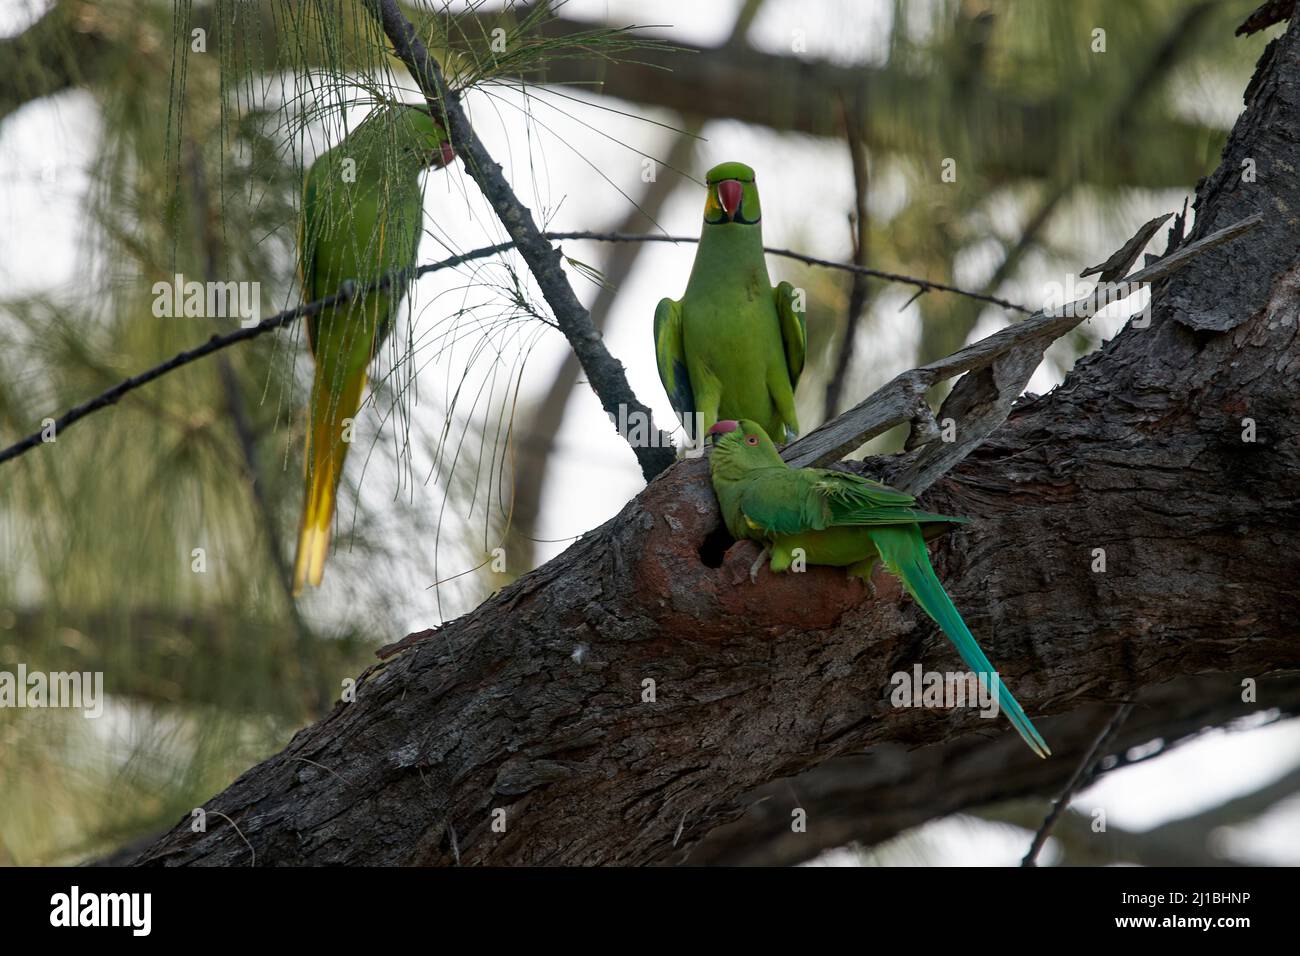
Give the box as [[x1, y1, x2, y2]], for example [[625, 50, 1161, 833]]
[[292, 105, 455, 594], [706, 418, 1050, 758], [654, 161, 806, 446]]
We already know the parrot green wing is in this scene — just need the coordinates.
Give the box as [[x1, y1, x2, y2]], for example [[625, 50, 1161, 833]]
[[736, 467, 966, 535], [734, 469, 834, 535], [654, 297, 696, 421], [814, 470, 967, 528], [774, 280, 807, 389]]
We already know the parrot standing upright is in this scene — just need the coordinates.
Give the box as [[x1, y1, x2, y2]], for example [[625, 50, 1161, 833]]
[[707, 418, 1050, 758], [292, 105, 454, 593], [654, 161, 806, 446]]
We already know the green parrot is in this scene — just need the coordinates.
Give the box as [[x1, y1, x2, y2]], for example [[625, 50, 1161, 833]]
[[706, 418, 1050, 758], [654, 161, 806, 446], [293, 105, 454, 593]]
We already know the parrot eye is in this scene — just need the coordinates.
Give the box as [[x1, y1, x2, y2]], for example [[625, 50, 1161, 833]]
[[745, 435, 759, 446]]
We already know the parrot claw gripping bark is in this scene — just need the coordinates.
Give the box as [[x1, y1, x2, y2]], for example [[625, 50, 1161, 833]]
[[292, 105, 454, 594], [654, 162, 806, 448], [706, 419, 1051, 759]]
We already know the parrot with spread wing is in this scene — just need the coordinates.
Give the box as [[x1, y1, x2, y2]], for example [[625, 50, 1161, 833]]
[[707, 418, 1050, 758], [293, 105, 455, 594], [654, 161, 806, 446]]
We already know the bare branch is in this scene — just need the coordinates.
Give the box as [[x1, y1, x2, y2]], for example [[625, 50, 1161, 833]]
[[0, 278, 361, 468], [783, 212, 1264, 487]]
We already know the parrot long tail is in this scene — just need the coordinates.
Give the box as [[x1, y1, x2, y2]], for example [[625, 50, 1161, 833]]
[[293, 366, 368, 594], [869, 524, 1051, 758]]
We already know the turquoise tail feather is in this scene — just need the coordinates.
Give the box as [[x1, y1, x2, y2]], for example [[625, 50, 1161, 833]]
[[869, 525, 1051, 759]]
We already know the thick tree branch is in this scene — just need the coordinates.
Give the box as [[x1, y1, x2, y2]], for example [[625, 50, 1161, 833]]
[[686, 674, 1300, 865], [478, 6, 1223, 190], [0, 1, 111, 122]]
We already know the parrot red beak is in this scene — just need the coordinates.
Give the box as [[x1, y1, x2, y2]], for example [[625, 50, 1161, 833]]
[[433, 141, 456, 168], [717, 180, 743, 219], [707, 420, 740, 439]]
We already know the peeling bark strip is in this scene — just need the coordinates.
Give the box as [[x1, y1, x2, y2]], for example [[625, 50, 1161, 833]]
[[783, 213, 1261, 491], [129, 20, 1300, 866]]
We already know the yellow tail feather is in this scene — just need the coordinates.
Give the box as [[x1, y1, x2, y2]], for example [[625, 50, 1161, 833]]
[[293, 366, 368, 594]]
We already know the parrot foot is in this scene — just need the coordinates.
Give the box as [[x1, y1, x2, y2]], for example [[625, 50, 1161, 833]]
[[848, 560, 877, 596], [749, 548, 770, 584]]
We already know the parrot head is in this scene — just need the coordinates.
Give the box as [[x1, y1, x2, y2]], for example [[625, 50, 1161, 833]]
[[399, 106, 456, 169], [702, 162, 761, 226], [706, 419, 785, 478], [353, 105, 455, 171]]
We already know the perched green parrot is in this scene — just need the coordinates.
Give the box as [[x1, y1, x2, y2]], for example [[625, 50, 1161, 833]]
[[706, 418, 1050, 758], [654, 161, 806, 445], [293, 105, 454, 593]]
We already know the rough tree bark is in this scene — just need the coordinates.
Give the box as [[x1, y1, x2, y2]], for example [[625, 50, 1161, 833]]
[[687, 673, 1300, 865], [127, 20, 1300, 866]]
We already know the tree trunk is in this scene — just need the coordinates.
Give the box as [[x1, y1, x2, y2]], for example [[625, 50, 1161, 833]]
[[129, 20, 1300, 867]]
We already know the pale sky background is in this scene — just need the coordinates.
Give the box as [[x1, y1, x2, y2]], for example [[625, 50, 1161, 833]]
[[2, 0, 1296, 865]]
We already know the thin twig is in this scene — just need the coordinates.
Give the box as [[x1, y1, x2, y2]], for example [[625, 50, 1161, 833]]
[[546, 232, 1032, 314], [0, 279, 362, 467], [0, 210, 1254, 472], [823, 95, 873, 421], [0, 234, 1019, 469], [1022, 703, 1134, 867]]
